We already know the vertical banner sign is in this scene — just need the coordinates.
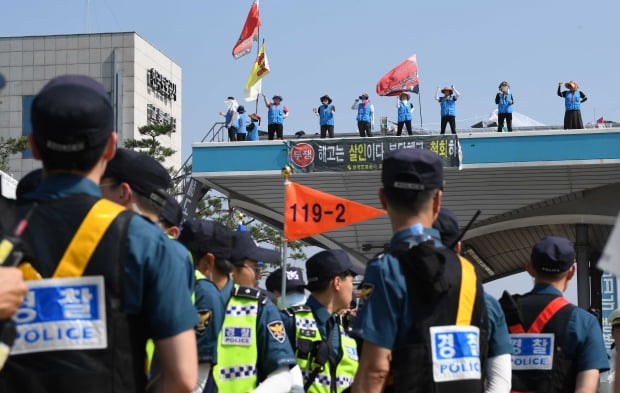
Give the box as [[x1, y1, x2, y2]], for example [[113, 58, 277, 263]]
[[180, 178, 209, 222], [284, 181, 386, 241], [287, 135, 460, 173], [601, 271, 618, 348]]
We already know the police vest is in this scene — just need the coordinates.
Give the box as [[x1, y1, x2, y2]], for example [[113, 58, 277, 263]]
[[389, 246, 488, 393], [285, 305, 358, 393], [319, 104, 335, 126], [213, 285, 268, 393], [499, 292, 577, 393], [356, 103, 372, 122], [267, 104, 285, 124], [440, 96, 456, 116], [398, 101, 413, 121], [564, 91, 582, 111], [1, 196, 141, 393], [497, 93, 513, 114]]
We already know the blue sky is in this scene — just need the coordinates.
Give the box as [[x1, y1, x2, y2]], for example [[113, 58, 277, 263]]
[[3, 0, 620, 160], [3, 0, 616, 299]]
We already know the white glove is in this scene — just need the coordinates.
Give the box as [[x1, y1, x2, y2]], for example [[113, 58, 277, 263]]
[[250, 366, 293, 393]]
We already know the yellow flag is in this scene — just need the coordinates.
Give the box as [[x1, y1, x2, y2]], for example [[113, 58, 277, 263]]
[[244, 44, 270, 101]]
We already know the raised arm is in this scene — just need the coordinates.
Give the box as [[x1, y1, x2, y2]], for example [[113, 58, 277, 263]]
[[262, 93, 270, 107], [351, 99, 360, 110], [435, 86, 441, 101], [557, 83, 563, 97], [452, 85, 461, 99], [580, 91, 588, 103]]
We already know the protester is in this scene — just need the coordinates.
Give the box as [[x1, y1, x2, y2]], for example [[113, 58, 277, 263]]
[[558, 81, 587, 129], [265, 267, 307, 309], [351, 93, 374, 137], [435, 85, 460, 134], [495, 81, 514, 132], [247, 113, 261, 141], [219, 96, 238, 142], [281, 249, 362, 393], [313, 95, 336, 138], [351, 148, 487, 393], [499, 236, 608, 393], [1, 75, 197, 393], [396, 92, 414, 136], [236, 105, 248, 142], [263, 93, 288, 140]]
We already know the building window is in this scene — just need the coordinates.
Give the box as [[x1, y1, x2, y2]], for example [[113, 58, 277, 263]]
[[22, 96, 35, 159]]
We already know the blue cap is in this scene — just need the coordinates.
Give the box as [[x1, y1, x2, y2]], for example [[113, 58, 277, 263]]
[[31, 74, 113, 153], [266, 267, 306, 292], [104, 148, 171, 207], [306, 250, 364, 291], [159, 194, 183, 227], [178, 219, 233, 260], [381, 148, 443, 190], [432, 208, 459, 246], [531, 236, 575, 274], [230, 231, 280, 265]]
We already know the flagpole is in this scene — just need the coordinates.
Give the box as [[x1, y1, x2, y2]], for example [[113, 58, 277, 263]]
[[279, 165, 292, 309], [418, 89, 423, 130]]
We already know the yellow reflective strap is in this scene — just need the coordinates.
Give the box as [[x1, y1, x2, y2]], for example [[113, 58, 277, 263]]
[[456, 255, 477, 325], [52, 199, 125, 278]]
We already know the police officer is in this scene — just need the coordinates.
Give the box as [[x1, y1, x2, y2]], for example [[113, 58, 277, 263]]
[[178, 219, 236, 393], [159, 193, 184, 239], [433, 208, 512, 393], [499, 236, 608, 393], [281, 249, 362, 393], [351, 148, 488, 393], [1, 75, 197, 392], [266, 267, 307, 309], [181, 222, 304, 393], [229, 230, 282, 288]]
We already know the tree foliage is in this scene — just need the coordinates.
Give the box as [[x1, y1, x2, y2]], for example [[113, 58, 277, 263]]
[[0, 136, 29, 172]]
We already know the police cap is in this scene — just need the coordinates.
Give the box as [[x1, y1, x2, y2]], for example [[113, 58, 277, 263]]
[[531, 236, 575, 274], [31, 75, 113, 153], [266, 267, 306, 292], [178, 219, 233, 260], [381, 148, 443, 191], [104, 148, 171, 207], [432, 207, 460, 247], [230, 231, 280, 265], [306, 250, 364, 291], [159, 194, 183, 227]]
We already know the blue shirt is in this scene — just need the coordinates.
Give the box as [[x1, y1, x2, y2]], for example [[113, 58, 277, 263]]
[[194, 277, 233, 364], [351, 226, 442, 350], [281, 295, 342, 361], [527, 284, 609, 372], [237, 113, 248, 134], [484, 292, 512, 356], [439, 96, 457, 116], [24, 174, 198, 339]]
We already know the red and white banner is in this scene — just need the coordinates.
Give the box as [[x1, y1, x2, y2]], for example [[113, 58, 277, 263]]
[[376, 53, 420, 96], [232, 0, 261, 60]]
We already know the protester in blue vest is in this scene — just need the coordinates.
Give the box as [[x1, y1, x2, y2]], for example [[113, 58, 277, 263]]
[[396, 92, 414, 136], [313, 95, 336, 138], [236, 105, 248, 142], [263, 93, 289, 140], [558, 80, 587, 130], [351, 93, 374, 137], [219, 96, 239, 142], [247, 113, 261, 141], [435, 85, 460, 134], [495, 81, 514, 132]]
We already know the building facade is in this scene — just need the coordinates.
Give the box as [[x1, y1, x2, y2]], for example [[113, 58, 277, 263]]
[[0, 32, 182, 180]]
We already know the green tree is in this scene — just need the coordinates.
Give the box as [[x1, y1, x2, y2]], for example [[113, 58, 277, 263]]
[[0, 136, 29, 172]]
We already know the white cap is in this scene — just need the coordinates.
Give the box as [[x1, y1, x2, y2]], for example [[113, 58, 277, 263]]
[[608, 309, 620, 326]]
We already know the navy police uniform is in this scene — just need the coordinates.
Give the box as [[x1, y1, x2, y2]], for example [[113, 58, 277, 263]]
[[1, 75, 196, 393], [352, 148, 488, 393], [500, 236, 608, 393]]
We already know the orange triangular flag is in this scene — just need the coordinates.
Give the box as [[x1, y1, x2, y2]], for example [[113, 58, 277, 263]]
[[284, 181, 386, 241]]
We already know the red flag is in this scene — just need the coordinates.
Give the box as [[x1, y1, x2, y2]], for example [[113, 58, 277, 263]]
[[376, 53, 419, 96], [284, 181, 386, 241], [597, 117, 605, 124], [232, 0, 261, 60]]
